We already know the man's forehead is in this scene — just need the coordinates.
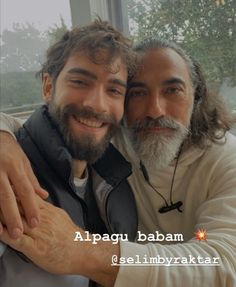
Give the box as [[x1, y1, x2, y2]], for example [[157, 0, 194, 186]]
[[63, 50, 128, 75], [133, 48, 191, 80]]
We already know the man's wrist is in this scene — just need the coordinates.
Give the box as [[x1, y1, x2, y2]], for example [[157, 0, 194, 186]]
[[70, 231, 120, 287]]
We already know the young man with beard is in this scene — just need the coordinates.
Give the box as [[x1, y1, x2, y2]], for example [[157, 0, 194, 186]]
[[0, 19, 138, 287], [0, 38, 236, 286]]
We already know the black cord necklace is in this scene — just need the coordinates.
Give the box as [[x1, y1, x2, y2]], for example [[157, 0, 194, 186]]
[[140, 146, 183, 213]]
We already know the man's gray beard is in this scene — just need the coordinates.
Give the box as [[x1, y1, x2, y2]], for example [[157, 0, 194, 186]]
[[125, 117, 189, 170], [48, 102, 119, 164]]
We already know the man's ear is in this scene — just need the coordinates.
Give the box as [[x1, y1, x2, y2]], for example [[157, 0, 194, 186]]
[[42, 73, 53, 103]]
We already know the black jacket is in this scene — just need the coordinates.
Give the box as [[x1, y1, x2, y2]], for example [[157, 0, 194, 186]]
[[16, 105, 138, 240]]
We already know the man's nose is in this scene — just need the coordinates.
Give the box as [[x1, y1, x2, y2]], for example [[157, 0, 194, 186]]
[[145, 92, 166, 119], [82, 86, 108, 114]]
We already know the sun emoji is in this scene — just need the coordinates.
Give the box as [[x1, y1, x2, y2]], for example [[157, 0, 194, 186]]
[[195, 229, 207, 241]]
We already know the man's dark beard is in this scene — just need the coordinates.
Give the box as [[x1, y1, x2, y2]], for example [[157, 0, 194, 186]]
[[48, 102, 119, 164]]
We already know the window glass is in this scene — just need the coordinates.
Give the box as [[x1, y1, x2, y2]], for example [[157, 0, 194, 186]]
[[0, 0, 72, 117], [125, 0, 236, 133]]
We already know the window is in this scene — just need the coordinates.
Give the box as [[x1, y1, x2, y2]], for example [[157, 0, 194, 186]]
[[0, 0, 72, 117]]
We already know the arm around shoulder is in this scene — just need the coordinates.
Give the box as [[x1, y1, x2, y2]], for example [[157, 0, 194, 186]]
[[0, 113, 23, 136]]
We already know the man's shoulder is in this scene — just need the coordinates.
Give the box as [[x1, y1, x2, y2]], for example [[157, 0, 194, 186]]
[[178, 132, 236, 170], [195, 132, 236, 171], [207, 132, 236, 156], [224, 132, 236, 146]]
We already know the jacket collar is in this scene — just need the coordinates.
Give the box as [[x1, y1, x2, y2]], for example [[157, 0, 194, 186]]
[[23, 105, 73, 183], [92, 143, 132, 187]]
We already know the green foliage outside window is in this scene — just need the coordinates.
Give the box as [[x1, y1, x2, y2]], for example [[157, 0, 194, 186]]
[[128, 0, 236, 87], [0, 18, 68, 112]]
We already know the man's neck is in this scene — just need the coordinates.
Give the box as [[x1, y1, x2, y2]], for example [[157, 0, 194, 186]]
[[72, 160, 87, 179]]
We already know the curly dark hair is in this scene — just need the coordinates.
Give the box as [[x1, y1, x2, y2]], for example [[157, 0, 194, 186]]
[[131, 37, 236, 148], [38, 18, 136, 83]]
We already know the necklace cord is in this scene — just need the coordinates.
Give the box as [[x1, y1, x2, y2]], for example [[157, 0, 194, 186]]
[[169, 145, 182, 204], [140, 144, 183, 210]]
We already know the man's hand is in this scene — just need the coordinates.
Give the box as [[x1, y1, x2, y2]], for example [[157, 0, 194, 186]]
[[0, 197, 79, 274], [0, 131, 48, 239], [0, 196, 120, 287]]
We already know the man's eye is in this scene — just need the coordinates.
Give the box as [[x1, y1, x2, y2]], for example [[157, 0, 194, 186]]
[[70, 80, 87, 86], [128, 89, 146, 98], [164, 87, 183, 96], [109, 88, 124, 97]]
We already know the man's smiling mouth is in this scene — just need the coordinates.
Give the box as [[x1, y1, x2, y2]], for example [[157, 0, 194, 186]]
[[73, 115, 106, 128]]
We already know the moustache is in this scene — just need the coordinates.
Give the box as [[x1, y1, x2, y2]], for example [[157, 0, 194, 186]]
[[60, 104, 119, 127], [130, 117, 184, 133]]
